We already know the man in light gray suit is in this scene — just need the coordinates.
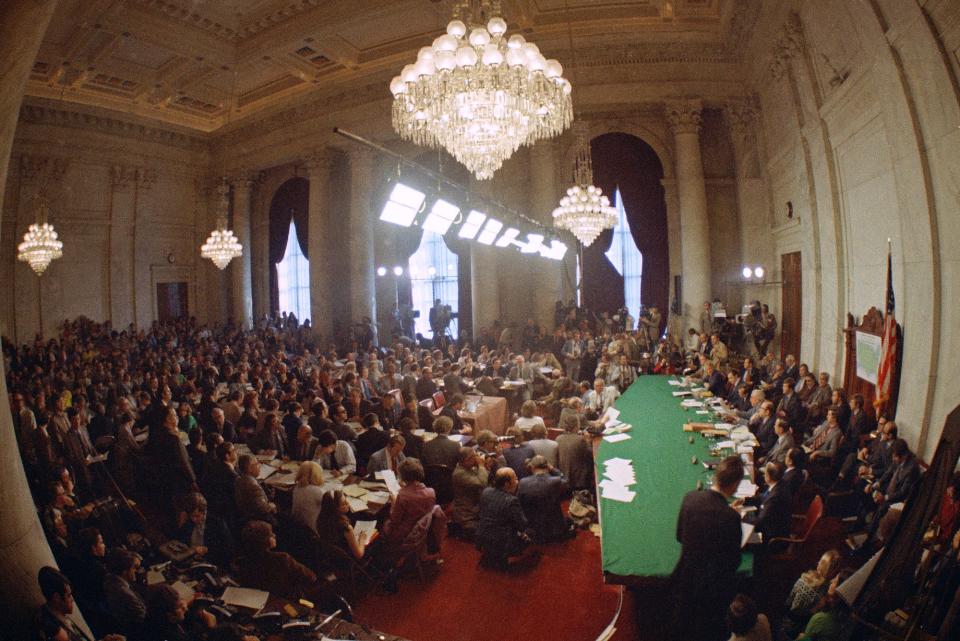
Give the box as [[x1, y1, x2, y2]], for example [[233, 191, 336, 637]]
[[367, 434, 407, 476]]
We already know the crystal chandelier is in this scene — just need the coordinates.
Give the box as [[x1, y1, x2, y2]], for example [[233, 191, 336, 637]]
[[201, 178, 242, 270], [18, 196, 63, 275], [552, 123, 617, 246], [389, 0, 573, 180]]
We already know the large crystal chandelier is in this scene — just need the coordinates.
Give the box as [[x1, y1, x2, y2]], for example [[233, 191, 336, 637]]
[[389, 0, 573, 180], [201, 178, 242, 270], [18, 195, 63, 275], [552, 122, 617, 246]]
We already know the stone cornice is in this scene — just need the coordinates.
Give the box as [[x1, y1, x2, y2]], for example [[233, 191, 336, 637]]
[[19, 103, 210, 152], [19, 155, 69, 182]]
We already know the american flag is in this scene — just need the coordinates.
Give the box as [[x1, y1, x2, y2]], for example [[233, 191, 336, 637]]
[[876, 249, 897, 403]]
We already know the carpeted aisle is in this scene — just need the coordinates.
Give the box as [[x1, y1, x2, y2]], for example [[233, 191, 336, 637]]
[[353, 529, 637, 641]]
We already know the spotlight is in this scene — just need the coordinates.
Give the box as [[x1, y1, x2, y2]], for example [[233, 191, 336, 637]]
[[520, 233, 544, 253], [754, 266, 765, 279], [393, 266, 404, 277], [427, 266, 437, 276], [742, 266, 753, 279], [422, 198, 460, 234], [380, 183, 425, 227], [495, 227, 520, 247], [457, 210, 487, 239], [476, 218, 503, 245], [540, 240, 568, 260], [377, 266, 387, 277]]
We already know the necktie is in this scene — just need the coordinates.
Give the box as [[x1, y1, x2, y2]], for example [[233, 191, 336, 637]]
[[811, 426, 830, 451]]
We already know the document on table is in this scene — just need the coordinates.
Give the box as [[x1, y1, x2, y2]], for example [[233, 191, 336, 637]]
[[170, 580, 195, 602], [353, 520, 377, 544], [365, 490, 392, 504], [735, 479, 759, 498], [345, 496, 369, 513], [222, 586, 270, 610], [256, 463, 277, 480], [604, 408, 621, 423], [717, 440, 737, 449], [741, 522, 761, 548], [667, 379, 684, 386], [603, 433, 631, 443], [376, 469, 401, 496], [672, 390, 692, 397], [600, 483, 636, 503], [342, 484, 368, 498]]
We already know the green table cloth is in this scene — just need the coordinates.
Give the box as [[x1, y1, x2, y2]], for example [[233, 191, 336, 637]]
[[595, 375, 753, 580]]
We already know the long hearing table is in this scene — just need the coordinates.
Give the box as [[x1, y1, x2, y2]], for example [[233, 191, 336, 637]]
[[595, 375, 754, 582]]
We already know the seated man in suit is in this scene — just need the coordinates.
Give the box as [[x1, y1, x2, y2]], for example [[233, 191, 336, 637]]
[[517, 455, 572, 543], [701, 360, 726, 398], [102, 548, 147, 636], [420, 416, 462, 470], [451, 447, 489, 539], [367, 434, 407, 476], [439, 394, 467, 435], [234, 454, 278, 525], [476, 468, 537, 570], [37, 566, 124, 641], [314, 428, 357, 477], [355, 413, 389, 470], [292, 424, 319, 461], [415, 366, 439, 401], [737, 462, 792, 545], [805, 408, 843, 464], [858, 438, 922, 545], [443, 363, 469, 396], [776, 378, 803, 427], [526, 423, 559, 467]]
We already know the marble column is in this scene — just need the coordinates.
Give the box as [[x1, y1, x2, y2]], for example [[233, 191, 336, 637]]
[[725, 99, 770, 311], [131, 167, 157, 329], [527, 142, 561, 328], [305, 149, 335, 341], [471, 243, 500, 336], [108, 166, 137, 329], [0, 2, 76, 636], [230, 174, 255, 328], [347, 148, 377, 329], [665, 98, 711, 331], [251, 190, 270, 325]]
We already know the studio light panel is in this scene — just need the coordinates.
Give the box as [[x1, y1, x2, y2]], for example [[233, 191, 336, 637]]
[[422, 199, 460, 234], [380, 183, 426, 227]]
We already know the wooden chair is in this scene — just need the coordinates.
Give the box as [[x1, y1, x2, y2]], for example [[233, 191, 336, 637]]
[[769, 494, 824, 557], [432, 391, 446, 409]]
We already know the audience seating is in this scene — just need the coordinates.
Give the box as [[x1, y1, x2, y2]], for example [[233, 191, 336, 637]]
[[769, 495, 824, 558]]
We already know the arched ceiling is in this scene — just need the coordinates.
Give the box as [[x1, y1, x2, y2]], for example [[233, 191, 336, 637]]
[[26, 0, 757, 134]]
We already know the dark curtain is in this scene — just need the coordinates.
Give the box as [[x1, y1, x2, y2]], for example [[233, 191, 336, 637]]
[[268, 177, 309, 314], [583, 133, 669, 330]]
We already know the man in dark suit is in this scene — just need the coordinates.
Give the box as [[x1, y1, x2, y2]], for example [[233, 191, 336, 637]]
[[329, 403, 357, 445], [234, 454, 277, 525], [672, 455, 744, 641], [861, 438, 921, 543], [281, 403, 305, 450], [740, 462, 792, 544], [702, 361, 725, 398], [201, 441, 239, 521], [776, 378, 803, 427], [210, 407, 236, 442], [517, 456, 571, 543], [420, 416, 462, 470], [356, 413, 390, 470], [753, 401, 778, 455], [376, 392, 401, 431], [415, 366, 439, 401], [476, 467, 535, 569], [439, 393, 466, 434], [738, 357, 761, 391], [291, 424, 319, 461], [443, 363, 469, 396], [367, 434, 407, 476]]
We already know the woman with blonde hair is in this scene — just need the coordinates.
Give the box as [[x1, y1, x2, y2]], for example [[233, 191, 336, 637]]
[[780, 549, 841, 639], [514, 400, 545, 432], [291, 461, 327, 533]]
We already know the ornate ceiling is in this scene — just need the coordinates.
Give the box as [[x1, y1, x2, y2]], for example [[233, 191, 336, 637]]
[[26, 0, 755, 134]]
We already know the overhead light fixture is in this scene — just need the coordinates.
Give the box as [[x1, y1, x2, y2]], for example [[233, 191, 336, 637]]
[[552, 122, 617, 246], [380, 183, 426, 227], [742, 266, 753, 279], [476, 218, 503, 245], [377, 266, 388, 276], [495, 227, 520, 247], [393, 265, 404, 276], [422, 198, 460, 234], [458, 210, 487, 239], [389, 0, 573, 180], [741, 265, 765, 280], [201, 178, 243, 270], [520, 233, 544, 253], [754, 266, 765, 279], [540, 239, 568, 260], [17, 195, 63, 276]]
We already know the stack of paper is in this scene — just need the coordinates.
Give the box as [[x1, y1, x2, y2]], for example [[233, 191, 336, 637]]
[[222, 586, 270, 610], [672, 390, 692, 397], [680, 399, 705, 408], [603, 432, 631, 443], [735, 478, 759, 498], [345, 496, 368, 513], [667, 379, 685, 386], [600, 457, 637, 503], [342, 484, 368, 498], [353, 520, 377, 544]]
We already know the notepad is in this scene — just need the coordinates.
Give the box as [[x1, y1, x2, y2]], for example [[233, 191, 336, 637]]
[[222, 586, 270, 610], [342, 484, 368, 498], [741, 522, 761, 548], [345, 496, 368, 513], [376, 469, 401, 496], [603, 433, 631, 443], [170, 580, 195, 602], [256, 463, 277, 480], [353, 520, 377, 544]]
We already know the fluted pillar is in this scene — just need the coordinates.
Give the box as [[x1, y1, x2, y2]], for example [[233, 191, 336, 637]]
[[251, 192, 270, 325], [305, 150, 335, 341], [528, 142, 562, 328], [108, 166, 137, 329], [347, 148, 378, 329], [230, 174, 255, 328], [0, 3, 75, 637], [665, 98, 711, 330]]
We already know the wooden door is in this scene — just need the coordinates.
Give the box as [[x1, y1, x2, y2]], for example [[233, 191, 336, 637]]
[[157, 282, 188, 322], [780, 252, 802, 360]]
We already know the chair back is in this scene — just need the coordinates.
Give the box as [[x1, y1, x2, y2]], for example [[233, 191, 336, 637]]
[[432, 391, 446, 409], [419, 398, 435, 412], [424, 463, 454, 505], [798, 495, 823, 540]]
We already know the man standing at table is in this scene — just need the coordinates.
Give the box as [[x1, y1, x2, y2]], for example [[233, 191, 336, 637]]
[[672, 455, 744, 641]]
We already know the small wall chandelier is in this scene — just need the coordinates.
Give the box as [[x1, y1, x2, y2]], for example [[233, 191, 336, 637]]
[[552, 122, 617, 246], [201, 178, 242, 270], [18, 195, 63, 275], [389, 0, 573, 180]]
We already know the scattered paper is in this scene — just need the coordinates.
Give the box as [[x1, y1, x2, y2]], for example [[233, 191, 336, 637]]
[[257, 463, 277, 480], [672, 390, 692, 397], [741, 522, 761, 548], [255, 452, 276, 463], [222, 586, 270, 610], [365, 490, 392, 504], [601, 484, 636, 503], [735, 479, 758, 498], [170, 580, 195, 602], [345, 496, 369, 513], [605, 408, 621, 423], [717, 440, 737, 449], [695, 410, 709, 415], [265, 473, 296, 487], [146, 569, 166, 585], [353, 520, 377, 544], [376, 469, 401, 496], [342, 484, 368, 498], [667, 379, 684, 386], [603, 433, 631, 443]]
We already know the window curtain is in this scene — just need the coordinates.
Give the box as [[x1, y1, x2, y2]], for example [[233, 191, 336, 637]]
[[586, 133, 669, 330], [268, 177, 310, 314]]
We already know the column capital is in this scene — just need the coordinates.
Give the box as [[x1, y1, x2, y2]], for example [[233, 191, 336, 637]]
[[723, 98, 760, 136], [111, 165, 137, 190], [135, 167, 158, 191], [769, 12, 804, 80], [228, 171, 260, 192], [664, 98, 703, 135], [303, 148, 335, 174], [19, 154, 68, 182]]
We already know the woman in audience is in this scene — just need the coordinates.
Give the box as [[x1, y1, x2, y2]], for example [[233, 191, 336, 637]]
[[292, 461, 328, 534], [232, 520, 321, 602], [141, 583, 189, 641], [797, 569, 854, 641], [316, 489, 371, 560], [780, 549, 841, 640], [726, 593, 771, 641]]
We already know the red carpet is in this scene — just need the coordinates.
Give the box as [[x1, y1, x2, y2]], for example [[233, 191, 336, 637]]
[[353, 530, 637, 641]]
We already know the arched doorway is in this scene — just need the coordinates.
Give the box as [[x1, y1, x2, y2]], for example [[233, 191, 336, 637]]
[[581, 133, 669, 334]]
